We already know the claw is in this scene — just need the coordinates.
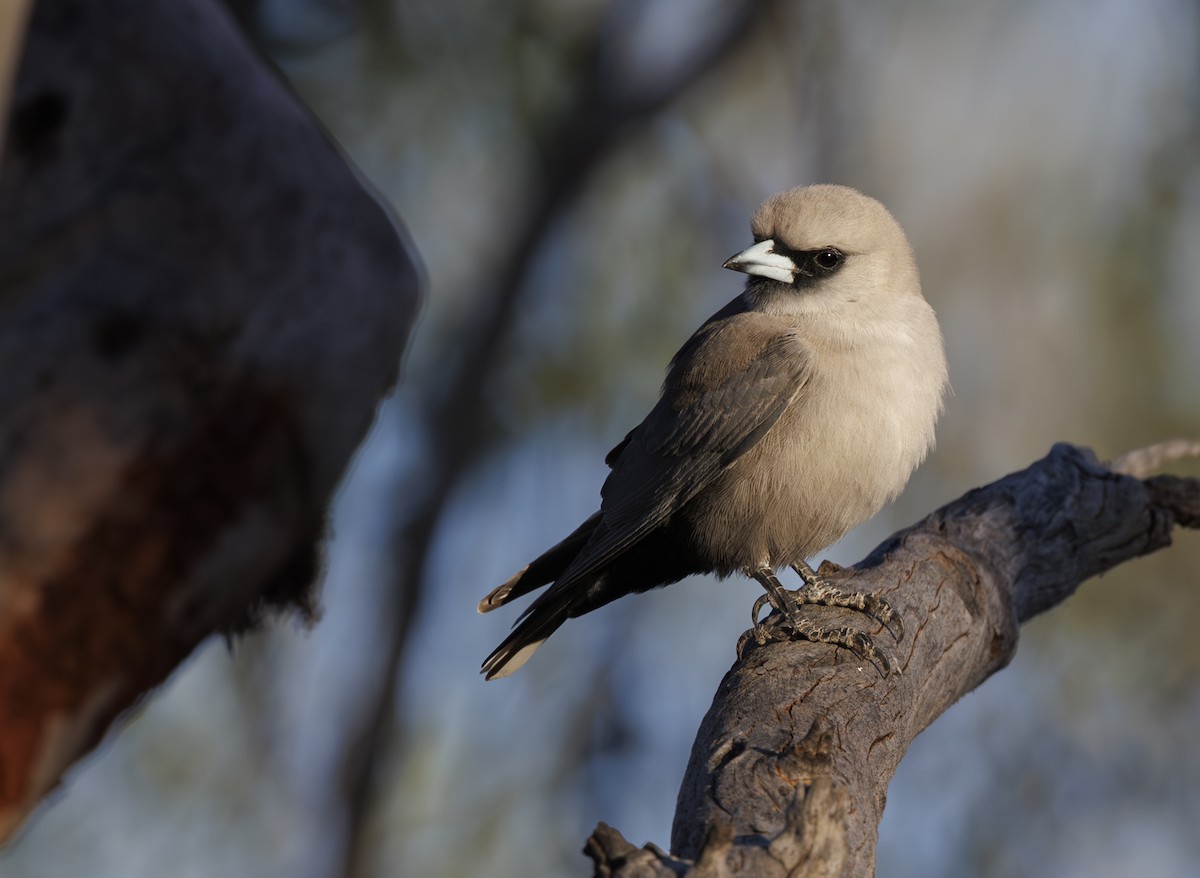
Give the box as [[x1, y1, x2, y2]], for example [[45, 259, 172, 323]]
[[790, 561, 904, 642], [742, 562, 905, 676]]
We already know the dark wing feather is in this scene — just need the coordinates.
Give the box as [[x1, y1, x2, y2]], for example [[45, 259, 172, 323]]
[[541, 314, 813, 597], [604, 427, 638, 467]]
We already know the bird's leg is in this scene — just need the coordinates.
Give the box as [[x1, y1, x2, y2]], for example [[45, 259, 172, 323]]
[[790, 559, 904, 642], [744, 565, 897, 675]]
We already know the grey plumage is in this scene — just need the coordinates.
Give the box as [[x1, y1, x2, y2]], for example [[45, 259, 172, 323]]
[[480, 184, 948, 679]]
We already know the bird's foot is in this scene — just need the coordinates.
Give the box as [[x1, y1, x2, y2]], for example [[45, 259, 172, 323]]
[[746, 606, 898, 675], [741, 563, 903, 676], [790, 559, 904, 642]]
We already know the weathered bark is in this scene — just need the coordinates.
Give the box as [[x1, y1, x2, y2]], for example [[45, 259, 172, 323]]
[[586, 443, 1200, 877], [0, 0, 420, 841]]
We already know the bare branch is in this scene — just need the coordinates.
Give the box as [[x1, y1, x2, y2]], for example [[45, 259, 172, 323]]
[[587, 443, 1199, 877], [1109, 438, 1200, 478]]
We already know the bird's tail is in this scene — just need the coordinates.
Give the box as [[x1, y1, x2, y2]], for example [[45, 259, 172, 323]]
[[479, 512, 603, 680], [481, 591, 575, 680], [477, 512, 601, 613]]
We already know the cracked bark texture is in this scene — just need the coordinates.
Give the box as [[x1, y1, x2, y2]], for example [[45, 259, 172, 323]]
[[0, 0, 420, 841], [586, 443, 1200, 877]]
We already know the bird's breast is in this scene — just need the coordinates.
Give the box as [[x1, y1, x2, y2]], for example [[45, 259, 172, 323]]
[[687, 319, 944, 573]]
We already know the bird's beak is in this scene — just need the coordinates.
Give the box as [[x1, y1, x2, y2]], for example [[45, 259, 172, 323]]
[[722, 239, 797, 283]]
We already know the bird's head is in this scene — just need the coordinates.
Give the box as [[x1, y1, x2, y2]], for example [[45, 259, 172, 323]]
[[724, 185, 923, 320]]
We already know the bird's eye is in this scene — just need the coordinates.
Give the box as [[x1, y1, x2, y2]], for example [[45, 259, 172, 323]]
[[813, 249, 844, 272]]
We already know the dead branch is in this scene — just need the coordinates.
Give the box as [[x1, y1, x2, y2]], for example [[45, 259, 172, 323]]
[[585, 442, 1200, 877]]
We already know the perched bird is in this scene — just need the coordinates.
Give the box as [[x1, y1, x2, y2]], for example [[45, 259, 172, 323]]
[[479, 184, 947, 679]]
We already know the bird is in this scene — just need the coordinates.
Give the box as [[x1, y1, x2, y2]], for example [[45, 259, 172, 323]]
[[479, 184, 947, 679]]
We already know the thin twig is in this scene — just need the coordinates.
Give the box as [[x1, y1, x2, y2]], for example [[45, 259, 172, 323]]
[[1108, 438, 1200, 478]]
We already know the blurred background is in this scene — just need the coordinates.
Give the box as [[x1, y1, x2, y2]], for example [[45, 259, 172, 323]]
[[4, 0, 1200, 875]]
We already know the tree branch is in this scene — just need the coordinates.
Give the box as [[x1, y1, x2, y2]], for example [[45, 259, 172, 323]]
[[585, 442, 1200, 877]]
